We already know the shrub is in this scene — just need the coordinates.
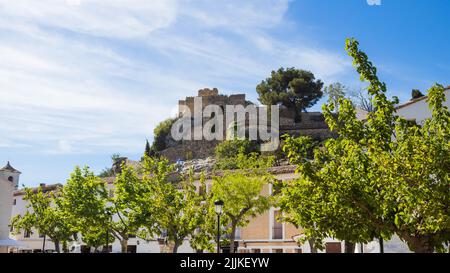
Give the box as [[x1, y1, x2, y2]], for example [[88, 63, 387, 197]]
[[152, 118, 176, 151], [215, 139, 258, 159], [215, 151, 275, 170], [411, 89, 425, 100]]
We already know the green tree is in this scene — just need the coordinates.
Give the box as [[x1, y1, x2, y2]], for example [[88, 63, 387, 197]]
[[79, 224, 112, 252], [110, 162, 149, 253], [280, 38, 450, 253], [211, 171, 273, 253], [152, 118, 176, 151], [257, 67, 323, 121], [411, 89, 425, 99], [125, 156, 206, 253], [280, 135, 384, 251], [10, 186, 74, 253], [215, 139, 258, 159], [215, 149, 275, 171], [143, 139, 156, 159], [324, 82, 347, 112], [98, 153, 122, 178], [60, 166, 111, 251], [350, 89, 375, 113]]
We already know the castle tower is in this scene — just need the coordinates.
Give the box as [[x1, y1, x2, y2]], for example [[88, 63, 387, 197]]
[[0, 162, 21, 252]]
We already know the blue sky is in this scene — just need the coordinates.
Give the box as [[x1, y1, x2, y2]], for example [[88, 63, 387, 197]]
[[1, 0, 449, 187]]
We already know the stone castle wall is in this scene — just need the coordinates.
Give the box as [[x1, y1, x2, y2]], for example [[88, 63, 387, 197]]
[[178, 88, 246, 116], [162, 88, 335, 161]]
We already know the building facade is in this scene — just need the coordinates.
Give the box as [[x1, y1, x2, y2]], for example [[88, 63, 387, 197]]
[[0, 162, 21, 253], [10, 165, 348, 253], [395, 88, 450, 123]]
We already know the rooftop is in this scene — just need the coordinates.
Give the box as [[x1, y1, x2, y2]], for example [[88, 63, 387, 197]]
[[395, 86, 450, 110], [13, 183, 62, 197], [0, 161, 21, 174]]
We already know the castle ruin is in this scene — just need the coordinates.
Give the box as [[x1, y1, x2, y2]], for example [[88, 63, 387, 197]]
[[160, 88, 335, 161]]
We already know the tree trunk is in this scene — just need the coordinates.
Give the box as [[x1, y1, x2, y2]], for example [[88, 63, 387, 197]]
[[344, 241, 355, 253], [405, 237, 434, 253], [379, 237, 384, 253], [62, 241, 68, 253], [172, 241, 180, 253], [308, 239, 317, 253], [402, 235, 435, 253], [120, 240, 128, 253], [54, 240, 60, 253], [230, 224, 237, 253]]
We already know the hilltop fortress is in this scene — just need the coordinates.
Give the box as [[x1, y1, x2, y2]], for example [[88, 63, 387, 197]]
[[159, 88, 335, 161]]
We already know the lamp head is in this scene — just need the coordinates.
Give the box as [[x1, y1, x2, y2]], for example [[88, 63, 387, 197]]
[[214, 200, 224, 215]]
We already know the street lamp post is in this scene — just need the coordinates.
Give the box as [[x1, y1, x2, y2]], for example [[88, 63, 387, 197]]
[[214, 200, 224, 254]]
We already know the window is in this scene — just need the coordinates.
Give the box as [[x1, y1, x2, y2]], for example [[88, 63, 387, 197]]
[[325, 242, 342, 253], [24, 230, 31, 238], [252, 249, 261, 253], [295, 248, 303, 253], [272, 249, 283, 253], [13, 199, 16, 205], [8, 176, 14, 182], [127, 245, 137, 253], [39, 233, 45, 238], [272, 210, 283, 240], [128, 233, 136, 238]]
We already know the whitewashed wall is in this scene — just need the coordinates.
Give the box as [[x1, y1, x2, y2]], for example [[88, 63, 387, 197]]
[[396, 89, 450, 123]]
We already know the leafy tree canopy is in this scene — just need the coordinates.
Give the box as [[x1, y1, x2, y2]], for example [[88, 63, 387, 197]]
[[152, 118, 177, 152], [210, 171, 273, 253], [279, 38, 450, 253], [257, 67, 323, 121], [324, 82, 347, 112], [412, 89, 425, 100], [10, 186, 74, 253]]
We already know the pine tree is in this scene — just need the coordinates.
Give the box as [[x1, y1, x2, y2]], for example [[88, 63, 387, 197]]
[[145, 139, 151, 157]]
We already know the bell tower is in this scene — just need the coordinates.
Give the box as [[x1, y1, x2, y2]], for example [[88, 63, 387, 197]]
[[0, 161, 21, 189], [0, 161, 21, 252]]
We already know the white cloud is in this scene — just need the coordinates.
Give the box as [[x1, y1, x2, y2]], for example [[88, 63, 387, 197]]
[[179, 0, 290, 29], [0, 0, 352, 156], [367, 0, 382, 6], [0, 0, 177, 38]]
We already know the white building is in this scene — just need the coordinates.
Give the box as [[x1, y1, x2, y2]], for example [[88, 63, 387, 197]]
[[395, 88, 450, 123], [0, 162, 22, 253], [356, 87, 450, 123], [10, 181, 194, 253]]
